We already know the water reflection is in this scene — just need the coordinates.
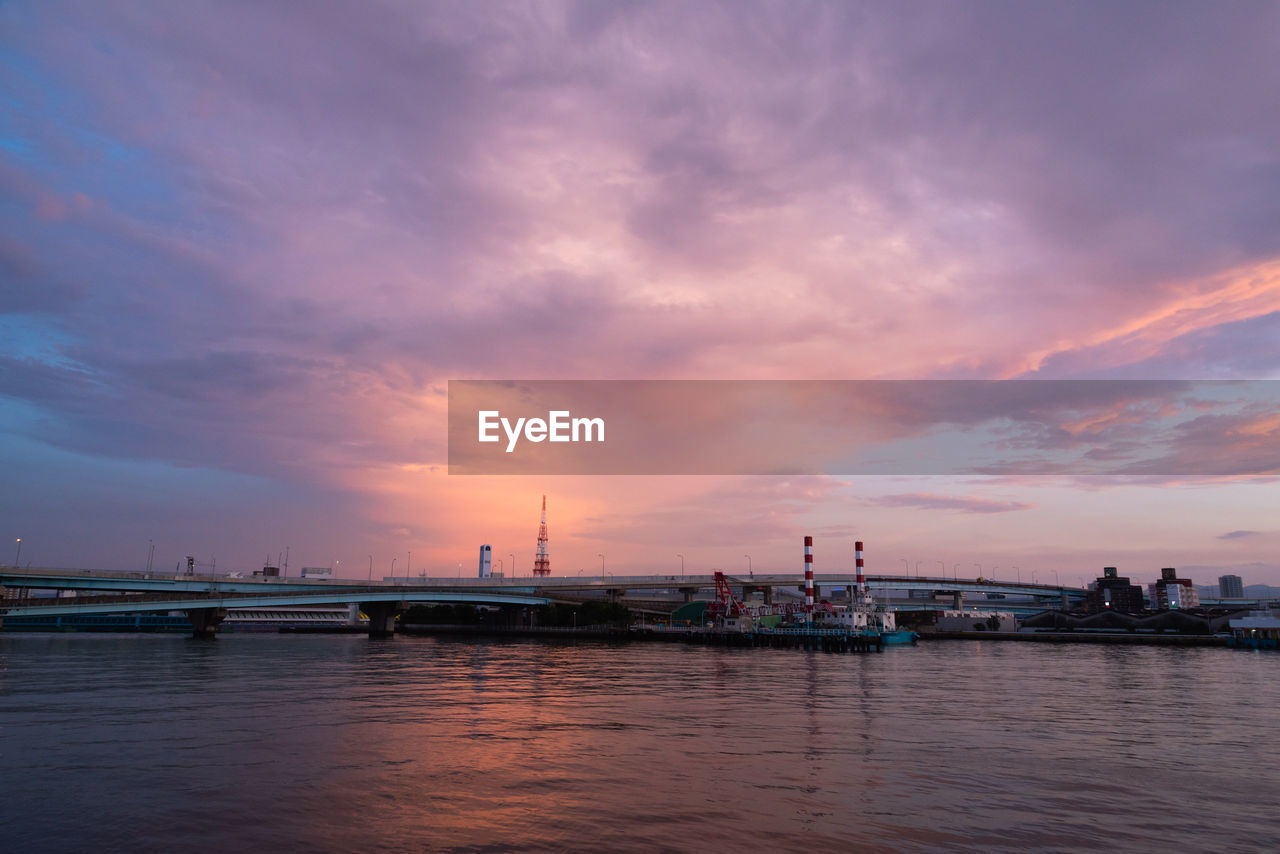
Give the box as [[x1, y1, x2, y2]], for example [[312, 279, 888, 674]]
[[0, 634, 1277, 852]]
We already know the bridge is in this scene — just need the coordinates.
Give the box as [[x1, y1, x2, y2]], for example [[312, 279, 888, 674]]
[[1, 566, 1086, 636]]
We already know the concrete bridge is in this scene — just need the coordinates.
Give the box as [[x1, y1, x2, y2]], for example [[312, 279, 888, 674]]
[[1, 565, 1085, 636]]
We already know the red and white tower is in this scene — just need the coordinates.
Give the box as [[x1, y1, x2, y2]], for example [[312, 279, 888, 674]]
[[803, 535, 814, 617], [532, 495, 551, 577], [855, 540, 866, 598]]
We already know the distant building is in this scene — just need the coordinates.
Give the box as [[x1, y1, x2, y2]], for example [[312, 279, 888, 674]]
[[1086, 567, 1146, 613], [1149, 567, 1200, 610], [300, 566, 332, 579], [1219, 574, 1245, 598], [935, 610, 1018, 632], [478, 544, 492, 578], [254, 565, 280, 578]]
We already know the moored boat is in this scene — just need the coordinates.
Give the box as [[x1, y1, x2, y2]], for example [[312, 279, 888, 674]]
[[1228, 612, 1280, 650]]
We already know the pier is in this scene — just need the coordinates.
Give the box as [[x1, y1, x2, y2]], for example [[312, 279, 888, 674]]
[[659, 626, 884, 652]]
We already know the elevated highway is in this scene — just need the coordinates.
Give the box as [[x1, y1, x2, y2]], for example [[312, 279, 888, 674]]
[[1, 566, 1084, 635]]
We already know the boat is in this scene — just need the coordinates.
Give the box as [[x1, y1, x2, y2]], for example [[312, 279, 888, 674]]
[[1227, 612, 1280, 650], [829, 550, 918, 645], [879, 628, 918, 645]]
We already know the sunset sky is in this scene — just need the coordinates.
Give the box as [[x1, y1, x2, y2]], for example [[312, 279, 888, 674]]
[[3, 1, 1279, 586]]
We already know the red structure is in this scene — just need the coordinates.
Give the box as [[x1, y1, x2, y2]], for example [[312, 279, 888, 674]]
[[532, 495, 551, 576], [855, 540, 865, 595], [804, 535, 814, 617]]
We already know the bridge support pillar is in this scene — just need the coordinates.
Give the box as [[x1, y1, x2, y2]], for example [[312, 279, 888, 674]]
[[680, 587, 699, 603], [1060, 591, 1071, 610], [952, 592, 965, 609], [606, 588, 622, 604], [362, 601, 402, 638], [187, 607, 227, 638]]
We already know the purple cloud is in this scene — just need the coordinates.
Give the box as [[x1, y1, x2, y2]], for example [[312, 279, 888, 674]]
[[872, 493, 1034, 514]]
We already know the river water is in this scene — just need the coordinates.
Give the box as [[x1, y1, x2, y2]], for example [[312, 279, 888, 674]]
[[1, 633, 1277, 852]]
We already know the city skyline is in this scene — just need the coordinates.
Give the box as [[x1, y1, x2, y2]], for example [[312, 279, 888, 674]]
[[3, 1, 1279, 582]]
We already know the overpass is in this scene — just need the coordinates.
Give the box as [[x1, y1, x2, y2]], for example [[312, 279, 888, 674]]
[[0, 568, 554, 637], [1, 565, 1084, 634]]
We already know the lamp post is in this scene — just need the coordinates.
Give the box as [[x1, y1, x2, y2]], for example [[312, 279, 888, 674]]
[[744, 555, 752, 577], [597, 553, 605, 578], [367, 555, 373, 582], [509, 553, 516, 578], [900, 557, 909, 577], [391, 557, 397, 578], [407, 551, 411, 576], [677, 553, 684, 578], [972, 563, 982, 579], [1053, 569, 1061, 587], [15, 537, 21, 565], [953, 562, 960, 580], [991, 565, 999, 580], [1012, 565, 1020, 583], [914, 560, 922, 578], [936, 560, 945, 578]]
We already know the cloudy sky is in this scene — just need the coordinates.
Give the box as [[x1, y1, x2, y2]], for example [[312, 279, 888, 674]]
[[3, 1, 1279, 585]]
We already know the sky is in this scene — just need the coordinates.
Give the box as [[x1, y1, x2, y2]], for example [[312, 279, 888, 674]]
[[2, 0, 1279, 587]]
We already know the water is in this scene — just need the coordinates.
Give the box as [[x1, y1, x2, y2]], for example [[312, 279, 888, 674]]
[[1, 634, 1277, 853]]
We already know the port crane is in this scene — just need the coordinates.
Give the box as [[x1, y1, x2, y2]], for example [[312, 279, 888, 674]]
[[705, 571, 835, 621]]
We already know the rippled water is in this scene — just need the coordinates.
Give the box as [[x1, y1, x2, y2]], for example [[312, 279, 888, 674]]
[[1, 634, 1277, 852]]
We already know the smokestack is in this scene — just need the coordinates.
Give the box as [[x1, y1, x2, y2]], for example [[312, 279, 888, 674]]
[[804, 535, 814, 617], [855, 540, 865, 596]]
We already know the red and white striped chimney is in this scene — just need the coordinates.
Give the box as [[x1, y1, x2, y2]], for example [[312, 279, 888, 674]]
[[804, 535, 814, 615], [855, 540, 865, 596]]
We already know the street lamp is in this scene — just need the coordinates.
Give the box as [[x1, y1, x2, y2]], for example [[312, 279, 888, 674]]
[[597, 553, 605, 577], [744, 555, 752, 577], [1012, 565, 1020, 583], [677, 553, 684, 578], [1054, 569, 1061, 587], [391, 557, 397, 577], [972, 563, 982, 579], [900, 557, 909, 577], [367, 555, 373, 581], [953, 563, 960, 580], [914, 560, 922, 578], [991, 565, 999, 580], [509, 553, 516, 578], [15, 537, 21, 565]]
